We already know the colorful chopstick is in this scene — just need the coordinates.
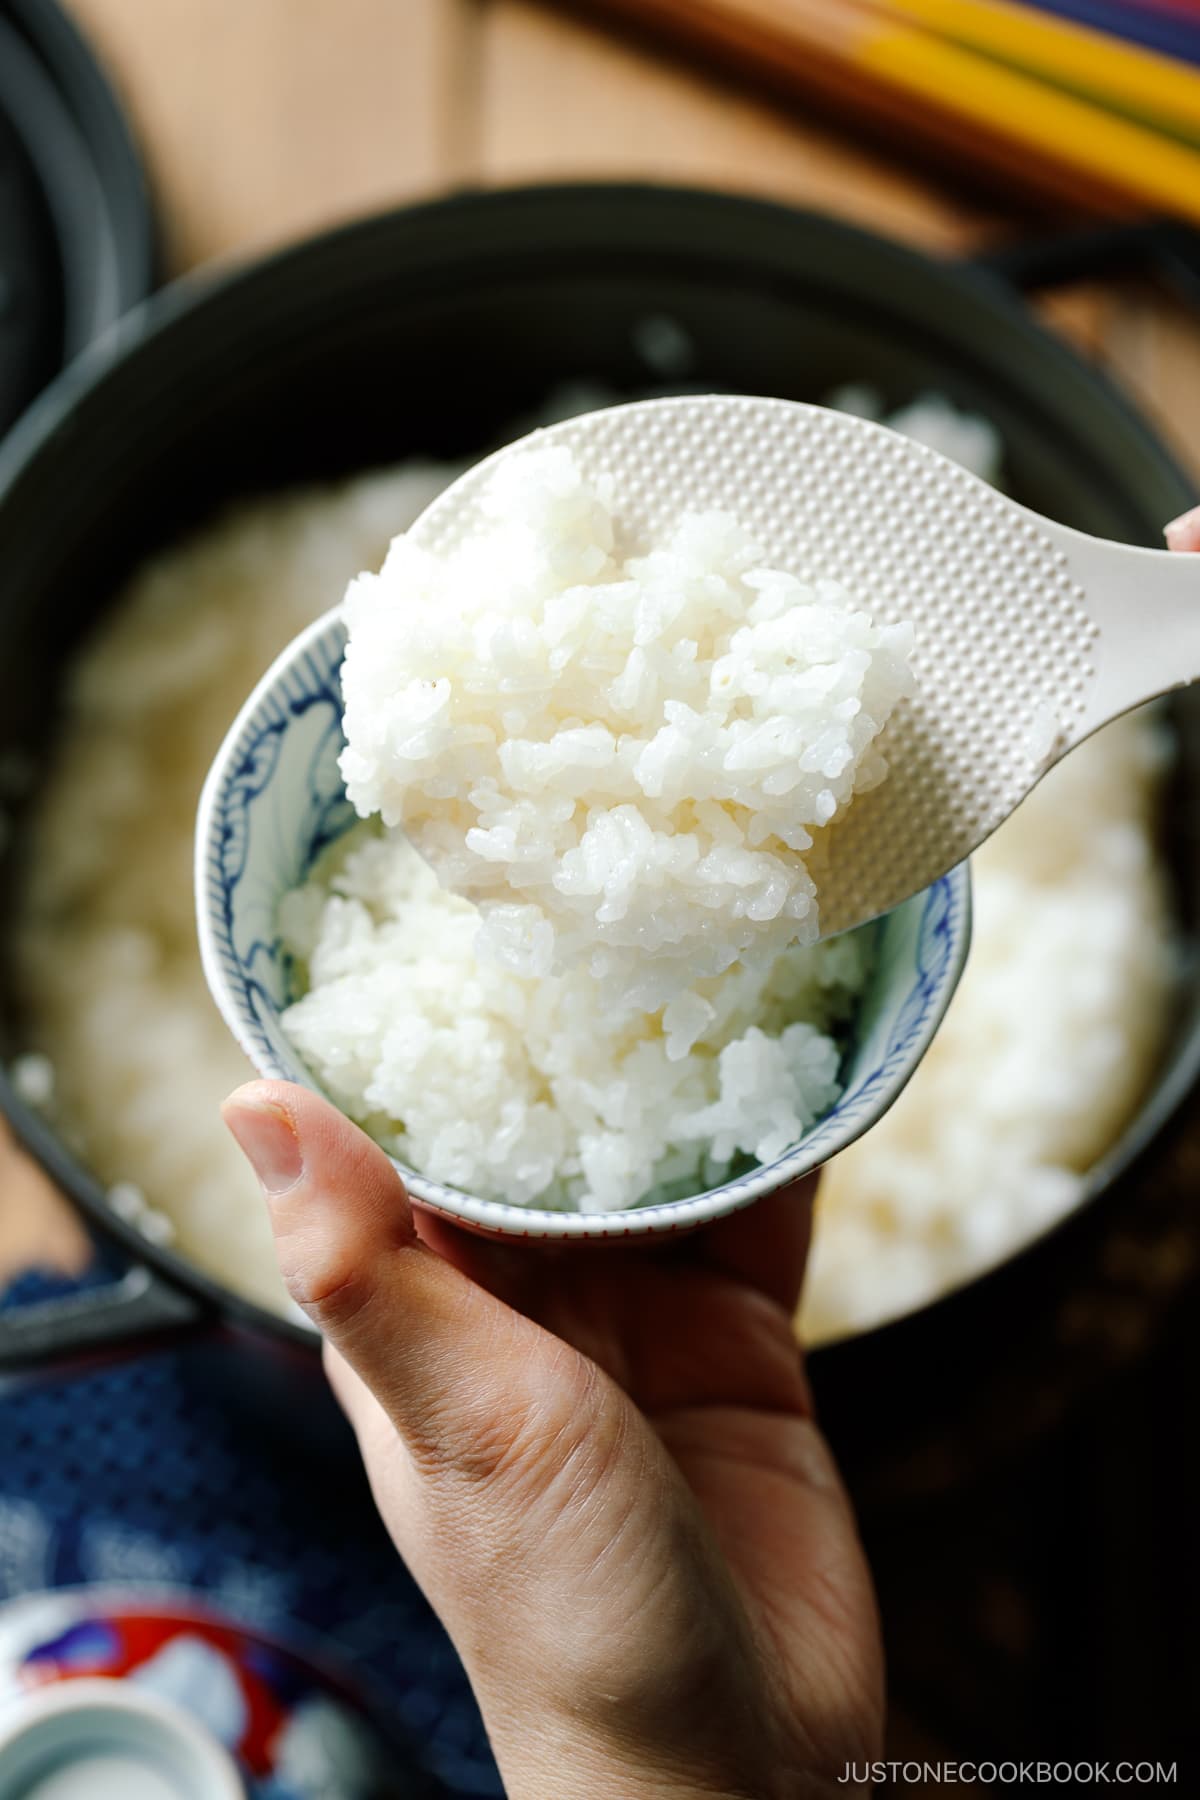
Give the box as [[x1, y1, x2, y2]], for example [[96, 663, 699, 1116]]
[[576, 0, 1200, 218], [878, 0, 1200, 139]]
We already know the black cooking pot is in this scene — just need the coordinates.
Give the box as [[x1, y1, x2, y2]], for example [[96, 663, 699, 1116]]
[[0, 187, 1196, 1485]]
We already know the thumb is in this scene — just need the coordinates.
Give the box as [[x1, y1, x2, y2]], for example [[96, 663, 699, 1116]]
[[220, 1080, 599, 1491]]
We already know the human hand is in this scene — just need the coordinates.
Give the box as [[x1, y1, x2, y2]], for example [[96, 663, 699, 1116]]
[[223, 1081, 883, 1800]]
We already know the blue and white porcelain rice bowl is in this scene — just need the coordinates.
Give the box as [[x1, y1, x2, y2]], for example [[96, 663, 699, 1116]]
[[196, 610, 971, 1241]]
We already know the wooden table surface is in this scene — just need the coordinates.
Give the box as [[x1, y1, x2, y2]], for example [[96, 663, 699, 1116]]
[[5, 0, 1199, 1779]]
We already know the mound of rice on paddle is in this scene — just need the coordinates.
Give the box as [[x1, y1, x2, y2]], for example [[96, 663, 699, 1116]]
[[338, 445, 914, 1018]]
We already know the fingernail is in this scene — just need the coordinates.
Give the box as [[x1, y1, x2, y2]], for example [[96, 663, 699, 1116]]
[[1165, 504, 1200, 552], [223, 1098, 303, 1196]]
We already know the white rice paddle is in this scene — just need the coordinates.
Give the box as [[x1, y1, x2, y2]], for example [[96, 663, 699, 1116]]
[[404, 393, 1196, 938]]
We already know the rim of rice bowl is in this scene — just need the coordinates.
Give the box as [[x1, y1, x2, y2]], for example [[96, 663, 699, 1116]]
[[196, 609, 972, 1241]]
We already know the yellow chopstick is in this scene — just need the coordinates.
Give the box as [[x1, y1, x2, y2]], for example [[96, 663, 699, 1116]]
[[877, 0, 1200, 142], [853, 13, 1200, 218]]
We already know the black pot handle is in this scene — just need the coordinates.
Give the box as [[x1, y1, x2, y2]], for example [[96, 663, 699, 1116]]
[[973, 218, 1200, 309], [0, 1258, 207, 1374]]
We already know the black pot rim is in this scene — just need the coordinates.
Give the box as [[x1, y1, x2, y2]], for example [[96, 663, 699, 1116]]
[[5, 0, 155, 353], [1, 181, 1195, 1360]]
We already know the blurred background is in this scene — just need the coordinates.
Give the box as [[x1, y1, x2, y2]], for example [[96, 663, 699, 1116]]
[[0, 1, 1199, 1794]]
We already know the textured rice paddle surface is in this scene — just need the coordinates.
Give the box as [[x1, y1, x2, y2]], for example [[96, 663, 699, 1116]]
[[339, 447, 914, 1016]]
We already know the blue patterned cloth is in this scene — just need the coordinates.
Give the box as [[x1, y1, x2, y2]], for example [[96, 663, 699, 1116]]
[[0, 1263, 503, 1797]]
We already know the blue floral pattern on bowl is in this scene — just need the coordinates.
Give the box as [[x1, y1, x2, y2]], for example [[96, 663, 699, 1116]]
[[197, 611, 971, 1240]]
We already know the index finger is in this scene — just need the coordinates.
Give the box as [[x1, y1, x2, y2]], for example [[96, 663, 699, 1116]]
[[697, 1172, 818, 1312]]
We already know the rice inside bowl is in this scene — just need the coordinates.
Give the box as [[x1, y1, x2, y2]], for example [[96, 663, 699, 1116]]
[[278, 822, 873, 1213], [278, 442, 918, 1212]]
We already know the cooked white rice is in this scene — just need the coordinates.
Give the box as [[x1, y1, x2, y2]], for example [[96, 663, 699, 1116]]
[[314, 440, 916, 1210], [12, 389, 1175, 1338], [280, 823, 868, 1212], [340, 445, 913, 1014]]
